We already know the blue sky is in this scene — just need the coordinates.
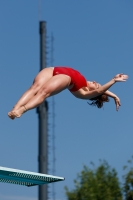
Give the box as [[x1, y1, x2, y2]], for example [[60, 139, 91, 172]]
[[0, 1, 133, 200]]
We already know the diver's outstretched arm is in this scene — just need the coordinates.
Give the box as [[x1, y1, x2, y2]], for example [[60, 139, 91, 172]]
[[81, 73, 128, 100]]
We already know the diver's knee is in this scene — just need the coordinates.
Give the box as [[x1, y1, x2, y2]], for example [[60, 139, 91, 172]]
[[38, 87, 50, 97], [30, 82, 41, 92]]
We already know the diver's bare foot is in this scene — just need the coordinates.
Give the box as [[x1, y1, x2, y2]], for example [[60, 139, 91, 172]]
[[8, 106, 27, 119], [8, 110, 15, 120], [12, 106, 27, 118]]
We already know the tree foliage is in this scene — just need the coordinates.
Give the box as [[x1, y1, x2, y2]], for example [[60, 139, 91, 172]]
[[123, 157, 133, 200], [65, 161, 122, 200]]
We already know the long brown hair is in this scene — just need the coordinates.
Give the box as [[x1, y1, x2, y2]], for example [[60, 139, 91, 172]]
[[88, 94, 110, 108]]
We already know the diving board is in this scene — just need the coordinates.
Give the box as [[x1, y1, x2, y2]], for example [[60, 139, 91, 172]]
[[0, 166, 65, 187]]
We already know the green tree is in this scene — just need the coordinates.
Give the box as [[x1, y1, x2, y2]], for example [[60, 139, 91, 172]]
[[123, 157, 133, 200], [65, 161, 122, 200]]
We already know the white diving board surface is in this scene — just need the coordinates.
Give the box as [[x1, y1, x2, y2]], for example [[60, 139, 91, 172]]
[[0, 166, 65, 187]]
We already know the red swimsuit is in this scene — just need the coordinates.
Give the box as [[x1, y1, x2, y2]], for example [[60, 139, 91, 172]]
[[53, 67, 87, 92]]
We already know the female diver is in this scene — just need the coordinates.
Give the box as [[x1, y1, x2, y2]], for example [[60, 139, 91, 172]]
[[8, 66, 128, 120]]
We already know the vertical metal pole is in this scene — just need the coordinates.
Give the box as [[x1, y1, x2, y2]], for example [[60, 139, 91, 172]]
[[37, 21, 48, 200]]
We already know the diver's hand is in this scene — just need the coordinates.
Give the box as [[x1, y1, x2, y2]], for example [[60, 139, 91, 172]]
[[113, 74, 128, 82], [114, 96, 121, 111]]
